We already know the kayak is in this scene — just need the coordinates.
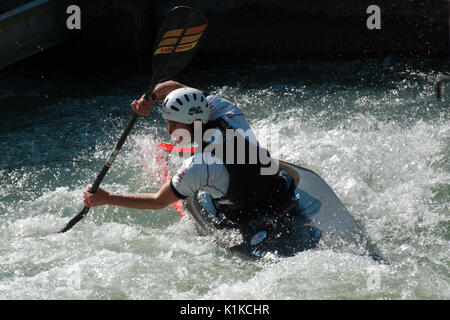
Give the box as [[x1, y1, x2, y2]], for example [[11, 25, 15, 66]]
[[184, 160, 386, 262]]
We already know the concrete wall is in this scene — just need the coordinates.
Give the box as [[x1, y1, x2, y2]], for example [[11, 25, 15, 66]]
[[2, 0, 448, 74], [0, 0, 30, 13], [0, 0, 73, 69], [156, 0, 448, 61]]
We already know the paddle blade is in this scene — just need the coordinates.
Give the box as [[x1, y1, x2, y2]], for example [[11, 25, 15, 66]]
[[151, 6, 208, 81]]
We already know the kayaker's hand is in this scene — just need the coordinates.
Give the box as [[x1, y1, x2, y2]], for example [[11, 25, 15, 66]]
[[131, 94, 155, 116], [83, 186, 111, 207]]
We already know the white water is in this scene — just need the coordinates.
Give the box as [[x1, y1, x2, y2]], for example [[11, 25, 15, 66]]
[[0, 59, 449, 299]]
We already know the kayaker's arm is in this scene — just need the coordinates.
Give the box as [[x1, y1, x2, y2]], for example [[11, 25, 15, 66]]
[[83, 181, 181, 210], [152, 80, 188, 102], [131, 80, 188, 116]]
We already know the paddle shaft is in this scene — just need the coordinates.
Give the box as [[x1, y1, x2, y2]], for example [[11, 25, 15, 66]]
[[59, 81, 157, 233]]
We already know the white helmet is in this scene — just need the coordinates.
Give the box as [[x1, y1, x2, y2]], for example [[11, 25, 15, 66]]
[[161, 87, 209, 124]]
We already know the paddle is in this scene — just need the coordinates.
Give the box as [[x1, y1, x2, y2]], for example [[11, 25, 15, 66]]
[[434, 75, 450, 100], [59, 6, 208, 233]]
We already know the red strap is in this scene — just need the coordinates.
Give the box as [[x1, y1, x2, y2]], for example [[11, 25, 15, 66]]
[[158, 142, 195, 154]]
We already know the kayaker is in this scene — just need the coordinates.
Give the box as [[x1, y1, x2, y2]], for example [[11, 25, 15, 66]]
[[83, 80, 293, 236]]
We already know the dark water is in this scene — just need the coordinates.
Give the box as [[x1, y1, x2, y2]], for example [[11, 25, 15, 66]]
[[0, 58, 449, 299]]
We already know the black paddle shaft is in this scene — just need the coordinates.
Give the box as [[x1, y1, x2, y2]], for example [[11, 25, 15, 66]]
[[59, 109, 143, 233], [60, 6, 208, 233]]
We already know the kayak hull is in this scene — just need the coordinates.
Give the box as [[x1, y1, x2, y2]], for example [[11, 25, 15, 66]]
[[184, 160, 386, 262]]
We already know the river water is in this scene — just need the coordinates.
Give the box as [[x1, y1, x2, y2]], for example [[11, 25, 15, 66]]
[[0, 58, 448, 299]]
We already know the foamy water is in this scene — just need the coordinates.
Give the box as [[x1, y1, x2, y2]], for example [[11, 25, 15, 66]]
[[0, 59, 448, 299]]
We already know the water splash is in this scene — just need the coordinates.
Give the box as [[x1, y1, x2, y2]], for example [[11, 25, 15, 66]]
[[0, 59, 449, 299]]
